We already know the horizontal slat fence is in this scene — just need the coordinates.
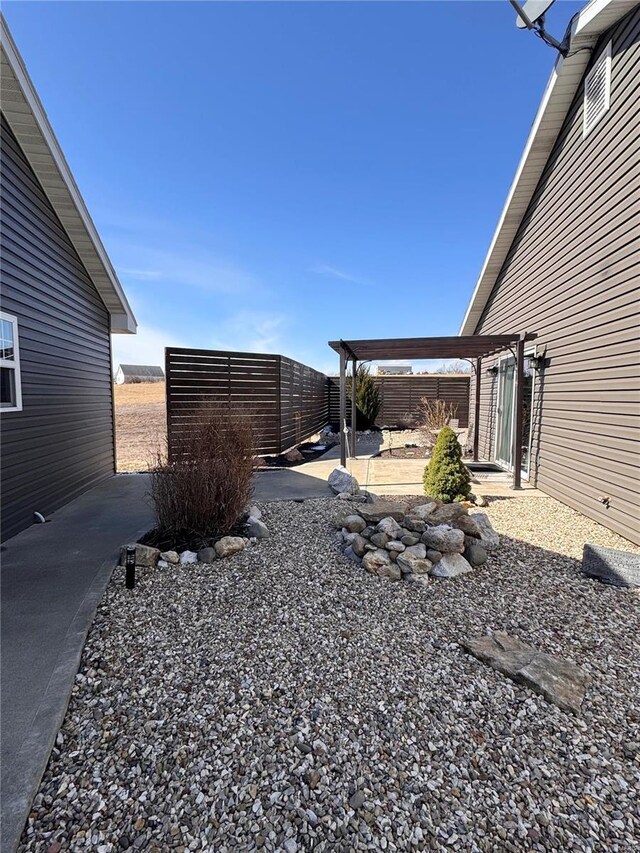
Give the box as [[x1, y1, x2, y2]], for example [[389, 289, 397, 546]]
[[166, 347, 330, 457], [328, 375, 470, 428]]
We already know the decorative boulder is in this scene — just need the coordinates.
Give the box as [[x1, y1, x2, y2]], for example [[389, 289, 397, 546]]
[[470, 513, 500, 551], [246, 516, 269, 539], [410, 502, 439, 520], [358, 501, 408, 524], [464, 539, 488, 567], [344, 545, 362, 565], [385, 540, 405, 554], [421, 525, 465, 554], [429, 503, 469, 526], [430, 552, 473, 578], [376, 517, 403, 538], [401, 534, 420, 546], [378, 562, 402, 581], [350, 534, 369, 558], [397, 551, 432, 575], [370, 532, 390, 548], [284, 448, 304, 463], [197, 547, 216, 563], [120, 543, 160, 568], [402, 517, 426, 534], [248, 505, 262, 519], [214, 536, 246, 558], [343, 515, 367, 534], [362, 549, 392, 575], [160, 550, 180, 564], [426, 549, 442, 564], [453, 514, 482, 538], [328, 466, 360, 495]]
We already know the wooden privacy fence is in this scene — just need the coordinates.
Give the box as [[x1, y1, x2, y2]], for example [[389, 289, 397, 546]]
[[165, 347, 329, 457], [328, 374, 470, 428]]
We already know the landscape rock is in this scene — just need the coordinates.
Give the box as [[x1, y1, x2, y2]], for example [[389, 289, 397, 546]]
[[361, 526, 376, 539], [463, 632, 590, 715], [464, 540, 488, 567], [350, 534, 368, 558], [400, 534, 420, 546], [160, 550, 179, 564], [157, 559, 169, 569], [197, 547, 216, 564], [378, 562, 402, 581], [180, 550, 198, 565], [430, 552, 473, 578], [410, 502, 439, 520], [328, 466, 360, 495], [471, 512, 500, 550], [385, 540, 405, 553], [421, 525, 465, 554], [343, 515, 367, 534], [370, 532, 390, 548], [343, 545, 361, 565], [245, 517, 269, 538], [362, 548, 391, 575], [429, 503, 469, 526], [284, 448, 304, 463], [214, 536, 246, 559], [402, 517, 426, 534], [376, 517, 403, 537], [452, 514, 482, 538], [248, 505, 262, 519], [397, 554, 432, 576], [357, 500, 408, 524], [582, 543, 640, 588], [426, 549, 442, 564], [474, 494, 489, 507], [120, 543, 160, 568]]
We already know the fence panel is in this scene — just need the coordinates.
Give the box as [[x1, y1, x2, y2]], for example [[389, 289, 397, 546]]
[[166, 347, 329, 458], [327, 374, 470, 428]]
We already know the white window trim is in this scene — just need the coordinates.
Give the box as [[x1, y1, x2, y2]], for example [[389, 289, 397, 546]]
[[583, 40, 612, 139], [0, 311, 23, 412]]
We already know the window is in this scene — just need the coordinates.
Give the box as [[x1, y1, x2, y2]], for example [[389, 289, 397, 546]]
[[0, 312, 22, 411], [583, 41, 611, 138]]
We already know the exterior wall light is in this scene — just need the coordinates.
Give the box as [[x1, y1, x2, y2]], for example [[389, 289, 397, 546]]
[[486, 365, 499, 376]]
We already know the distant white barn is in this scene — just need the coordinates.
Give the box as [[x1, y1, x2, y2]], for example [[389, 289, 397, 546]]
[[115, 364, 165, 384]]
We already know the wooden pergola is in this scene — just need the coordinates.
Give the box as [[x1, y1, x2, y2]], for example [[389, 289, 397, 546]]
[[328, 333, 536, 489]]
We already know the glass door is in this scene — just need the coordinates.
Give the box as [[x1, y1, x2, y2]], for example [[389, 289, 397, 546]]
[[495, 357, 515, 470]]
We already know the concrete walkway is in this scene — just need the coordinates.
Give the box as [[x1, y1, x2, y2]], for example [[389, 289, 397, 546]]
[[1, 474, 153, 853]]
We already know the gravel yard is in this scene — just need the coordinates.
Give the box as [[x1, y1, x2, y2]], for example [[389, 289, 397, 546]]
[[21, 496, 640, 852]]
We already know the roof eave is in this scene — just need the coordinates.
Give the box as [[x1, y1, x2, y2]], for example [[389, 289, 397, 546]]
[[0, 16, 137, 335], [459, 0, 638, 336]]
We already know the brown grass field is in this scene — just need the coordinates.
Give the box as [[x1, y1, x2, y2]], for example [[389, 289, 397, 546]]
[[114, 381, 166, 472]]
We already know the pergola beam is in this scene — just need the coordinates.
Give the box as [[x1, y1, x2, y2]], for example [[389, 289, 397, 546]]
[[350, 357, 357, 459], [511, 334, 526, 490], [472, 356, 481, 462], [339, 346, 347, 467]]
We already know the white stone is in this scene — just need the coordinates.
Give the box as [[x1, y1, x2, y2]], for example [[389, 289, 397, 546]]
[[248, 505, 262, 519], [180, 550, 198, 565], [160, 550, 180, 564], [245, 517, 269, 538]]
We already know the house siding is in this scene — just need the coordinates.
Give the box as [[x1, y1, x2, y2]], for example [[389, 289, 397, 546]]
[[469, 8, 640, 546], [0, 115, 115, 540]]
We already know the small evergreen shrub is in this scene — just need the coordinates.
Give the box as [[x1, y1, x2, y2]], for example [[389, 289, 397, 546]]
[[355, 364, 381, 429], [423, 425, 471, 502]]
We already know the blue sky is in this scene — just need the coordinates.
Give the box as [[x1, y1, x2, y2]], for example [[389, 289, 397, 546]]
[[5, 0, 582, 374]]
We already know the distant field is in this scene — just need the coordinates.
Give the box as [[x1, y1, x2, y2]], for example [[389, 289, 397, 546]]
[[114, 381, 166, 472]]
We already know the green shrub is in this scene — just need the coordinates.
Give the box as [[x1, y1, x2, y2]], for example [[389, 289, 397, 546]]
[[354, 363, 381, 428], [423, 425, 471, 502]]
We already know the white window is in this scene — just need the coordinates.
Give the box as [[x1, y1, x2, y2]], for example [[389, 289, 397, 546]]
[[0, 312, 22, 412], [583, 41, 612, 138]]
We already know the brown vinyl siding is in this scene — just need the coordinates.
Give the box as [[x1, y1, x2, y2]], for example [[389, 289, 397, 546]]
[[468, 8, 640, 545], [0, 115, 115, 540]]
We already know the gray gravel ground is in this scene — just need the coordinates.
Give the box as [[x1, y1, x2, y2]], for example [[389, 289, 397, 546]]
[[20, 496, 640, 852]]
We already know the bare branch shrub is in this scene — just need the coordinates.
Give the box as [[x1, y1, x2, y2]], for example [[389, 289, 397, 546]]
[[149, 407, 254, 547], [416, 398, 458, 448]]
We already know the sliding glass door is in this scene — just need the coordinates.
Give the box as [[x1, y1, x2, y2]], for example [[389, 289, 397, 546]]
[[494, 354, 535, 477]]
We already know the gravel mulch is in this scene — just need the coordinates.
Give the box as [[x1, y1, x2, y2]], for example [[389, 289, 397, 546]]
[[20, 497, 640, 852]]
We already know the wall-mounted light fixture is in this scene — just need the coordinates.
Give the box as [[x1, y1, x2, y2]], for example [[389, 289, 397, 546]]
[[486, 365, 499, 376], [530, 355, 546, 371]]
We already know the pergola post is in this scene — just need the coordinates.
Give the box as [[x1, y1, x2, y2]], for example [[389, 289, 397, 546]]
[[512, 334, 526, 489], [339, 346, 347, 467], [472, 357, 481, 461], [350, 358, 357, 459]]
